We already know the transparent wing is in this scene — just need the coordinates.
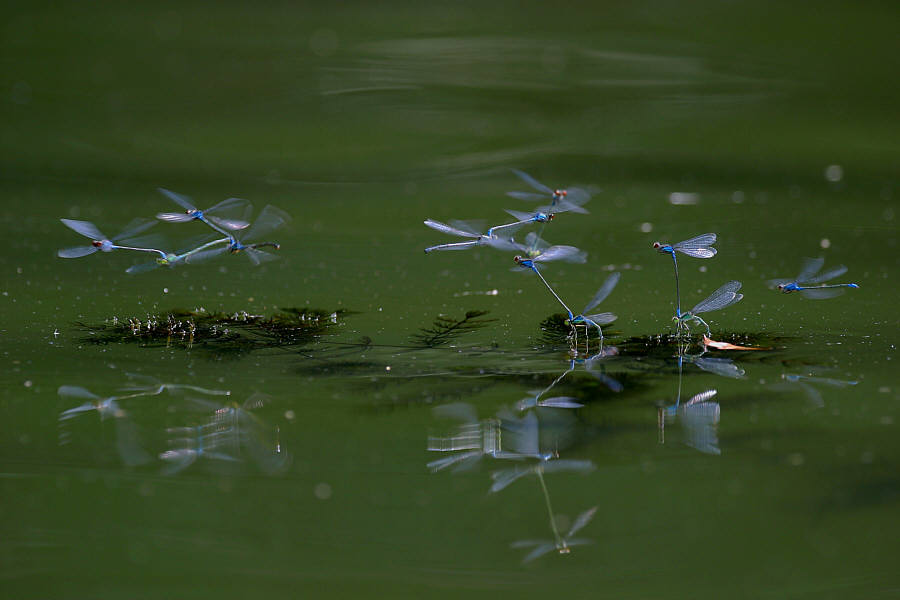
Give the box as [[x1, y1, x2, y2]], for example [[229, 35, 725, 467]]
[[584, 312, 617, 325], [521, 543, 557, 563], [205, 197, 251, 216], [676, 247, 717, 258], [243, 205, 290, 242], [693, 358, 745, 379], [205, 196, 252, 231], [691, 281, 743, 314], [767, 278, 792, 289], [59, 385, 101, 400], [156, 212, 194, 223], [490, 466, 532, 493], [423, 219, 480, 238], [430, 450, 482, 472], [483, 236, 525, 252], [507, 191, 548, 202], [184, 246, 229, 265], [58, 245, 98, 258], [118, 233, 166, 251], [505, 412, 539, 456], [504, 209, 536, 221], [60, 219, 105, 240], [805, 264, 847, 284], [538, 396, 583, 408], [674, 233, 717, 250], [684, 389, 718, 407], [59, 402, 99, 421], [583, 272, 621, 313], [674, 233, 717, 258], [511, 169, 553, 195], [157, 187, 196, 211], [534, 245, 587, 264], [126, 261, 161, 275], [567, 506, 598, 537], [112, 218, 157, 242], [585, 370, 622, 392], [564, 187, 591, 211], [523, 232, 550, 253], [115, 418, 152, 467], [207, 215, 251, 231], [800, 287, 845, 299], [794, 257, 824, 282], [243, 247, 279, 266]]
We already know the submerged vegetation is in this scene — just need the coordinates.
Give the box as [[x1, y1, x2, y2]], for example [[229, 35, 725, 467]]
[[78, 307, 350, 357]]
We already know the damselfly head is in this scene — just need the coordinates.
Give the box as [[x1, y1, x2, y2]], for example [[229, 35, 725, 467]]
[[776, 284, 789, 293], [558, 546, 571, 555], [513, 255, 523, 264], [547, 213, 555, 221], [92, 240, 102, 247], [652, 242, 662, 249]]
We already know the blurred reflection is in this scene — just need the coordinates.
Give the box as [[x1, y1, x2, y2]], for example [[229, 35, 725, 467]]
[[428, 392, 597, 562], [771, 369, 858, 408], [58, 379, 290, 475], [657, 343, 723, 455], [58, 385, 152, 466], [161, 393, 291, 475], [511, 506, 597, 564], [427, 403, 554, 471]]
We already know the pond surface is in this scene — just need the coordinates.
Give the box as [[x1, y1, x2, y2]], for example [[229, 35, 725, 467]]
[[1, 2, 898, 598]]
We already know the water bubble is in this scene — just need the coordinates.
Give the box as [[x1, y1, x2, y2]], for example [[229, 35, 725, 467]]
[[640, 222, 653, 233], [314, 482, 332, 500], [824, 164, 843, 182], [820, 238, 831, 249]]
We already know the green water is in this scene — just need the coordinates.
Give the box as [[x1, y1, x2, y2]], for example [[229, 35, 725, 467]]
[[2, 2, 898, 597]]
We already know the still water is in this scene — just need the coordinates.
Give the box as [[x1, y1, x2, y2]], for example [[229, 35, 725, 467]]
[[2, 2, 898, 597]]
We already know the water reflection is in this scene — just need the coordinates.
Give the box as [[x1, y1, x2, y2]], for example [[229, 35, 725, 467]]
[[512, 506, 597, 564], [58, 378, 290, 475], [428, 358, 601, 563], [772, 370, 859, 409], [161, 393, 291, 476], [657, 342, 735, 455]]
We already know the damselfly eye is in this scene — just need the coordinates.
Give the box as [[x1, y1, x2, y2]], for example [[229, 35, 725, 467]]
[[513, 255, 522, 263], [652, 242, 661, 249], [548, 214, 555, 221], [92, 240, 102, 247], [777, 284, 785, 291]]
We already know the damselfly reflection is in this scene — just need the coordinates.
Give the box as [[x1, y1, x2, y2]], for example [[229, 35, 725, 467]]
[[160, 393, 291, 475], [657, 344, 725, 455], [770, 369, 858, 409], [517, 350, 622, 413], [511, 506, 597, 564], [426, 404, 555, 472]]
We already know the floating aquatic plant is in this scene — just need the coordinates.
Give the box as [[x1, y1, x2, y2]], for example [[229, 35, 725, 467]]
[[78, 307, 349, 357]]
